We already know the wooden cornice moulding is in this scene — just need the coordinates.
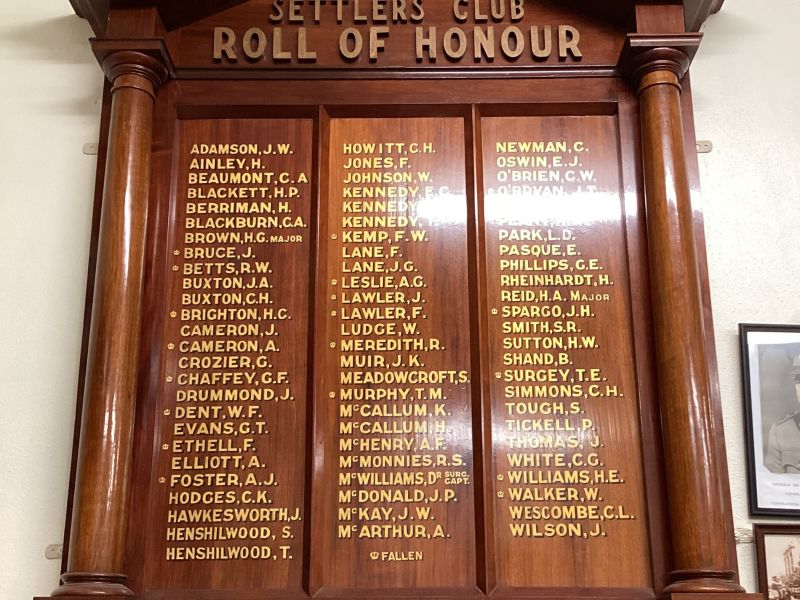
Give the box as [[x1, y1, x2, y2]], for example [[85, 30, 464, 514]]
[[684, 0, 725, 32], [69, 0, 108, 35], [619, 33, 703, 91]]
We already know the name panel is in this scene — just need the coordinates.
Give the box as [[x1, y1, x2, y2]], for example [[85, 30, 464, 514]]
[[144, 118, 313, 593], [481, 115, 651, 589], [312, 117, 477, 592], [129, 110, 664, 597]]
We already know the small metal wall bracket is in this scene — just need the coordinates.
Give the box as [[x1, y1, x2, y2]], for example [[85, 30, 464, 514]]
[[45, 544, 63, 560], [734, 527, 754, 545], [696, 140, 714, 154]]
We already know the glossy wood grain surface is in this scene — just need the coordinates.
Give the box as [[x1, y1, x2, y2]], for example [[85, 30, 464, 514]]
[[117, 100, 681, 600], [53, 5, 749, 600], [70, 1, 725, 37], [480, 115, 650, 591], [680, 76, 739, 577], [140, 118, 314, 596], [636, 64, 742, 594], [167, 0, 625, 74], [55, 54, 162, 597], [311, 117, 477, 596]]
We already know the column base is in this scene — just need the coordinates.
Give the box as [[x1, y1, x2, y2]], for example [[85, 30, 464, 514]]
[[664, 570, 746, 594], [50, 572, 134, 596]]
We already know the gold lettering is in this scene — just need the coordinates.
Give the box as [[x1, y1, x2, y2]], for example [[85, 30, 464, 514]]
[[415, 26, 436, 61], [369, 26, 390, 61], [443, 27, 467, 59], [500, 26, 524, 59], [213, 27, 236, 61], [243, 27, 267, 60], [530, 25, 552, 59], [297, 27, 317, 61], [372, 0, 388, 22], [288, 0, 303, 23], [340, 28, 363, 60], [559, 25, 582, 59], [272, 28, 292, 61], [474, 27, 495, 60], [453, 0, 468, 22]]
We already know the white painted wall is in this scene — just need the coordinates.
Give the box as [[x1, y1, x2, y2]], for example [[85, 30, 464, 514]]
[[0, 3, 103, 599], [0, 0, 798, 598], [693, 0, 800, 592]]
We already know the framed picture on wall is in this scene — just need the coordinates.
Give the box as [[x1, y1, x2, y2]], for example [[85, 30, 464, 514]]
[[741, 324, 800, 515], [754, 524, 800, 598]]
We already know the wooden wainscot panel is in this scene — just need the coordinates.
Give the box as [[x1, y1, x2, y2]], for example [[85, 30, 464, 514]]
[[166, 0, 629, 75], [141, 118, 314, 596], [311, 117, 478, 595], [480, 115, 651, 592]]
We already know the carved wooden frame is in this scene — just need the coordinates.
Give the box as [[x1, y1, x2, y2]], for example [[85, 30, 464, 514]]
[[40, 3, 752, 600]]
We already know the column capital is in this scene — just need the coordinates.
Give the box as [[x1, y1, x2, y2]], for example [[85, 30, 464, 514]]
[[620, 33, 702, 93], [91, 39, 173, 96]]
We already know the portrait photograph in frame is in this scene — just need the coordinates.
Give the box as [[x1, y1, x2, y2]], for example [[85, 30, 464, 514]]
[[741, 324, 800, 515], [754, 524, 800, 599]]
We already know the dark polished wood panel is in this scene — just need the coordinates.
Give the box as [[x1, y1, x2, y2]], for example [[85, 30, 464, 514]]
[[138, 118, 314, 596], [480, 115, 650, 591], [168, 0, 624, 73], [311, 117, 478, 596], [175, 78, 620, 109]]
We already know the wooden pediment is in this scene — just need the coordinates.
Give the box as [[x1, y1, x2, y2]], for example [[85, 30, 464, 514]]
[[70, 0, 724, 36]]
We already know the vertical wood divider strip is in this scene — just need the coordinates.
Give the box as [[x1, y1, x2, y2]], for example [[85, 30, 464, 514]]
[[307, 105, 331, 597], [465, 105, 486, 594], [469, 105, 496, 595], [127, 82, 179, 592], [617, 85, 672, 592]]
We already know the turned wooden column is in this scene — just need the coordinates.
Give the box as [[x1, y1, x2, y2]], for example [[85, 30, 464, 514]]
[[53, 49, 167, 597], [624, 36, 743, 595]]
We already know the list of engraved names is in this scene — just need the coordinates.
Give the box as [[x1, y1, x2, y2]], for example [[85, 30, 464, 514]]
[[482, 115, 650, 588], [141, 115, 656, 592], [315, 118, 476, 589], [150, 120, 313, 589]]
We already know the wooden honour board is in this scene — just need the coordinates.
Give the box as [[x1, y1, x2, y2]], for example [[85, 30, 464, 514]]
[[124, 84, 672, 599]]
